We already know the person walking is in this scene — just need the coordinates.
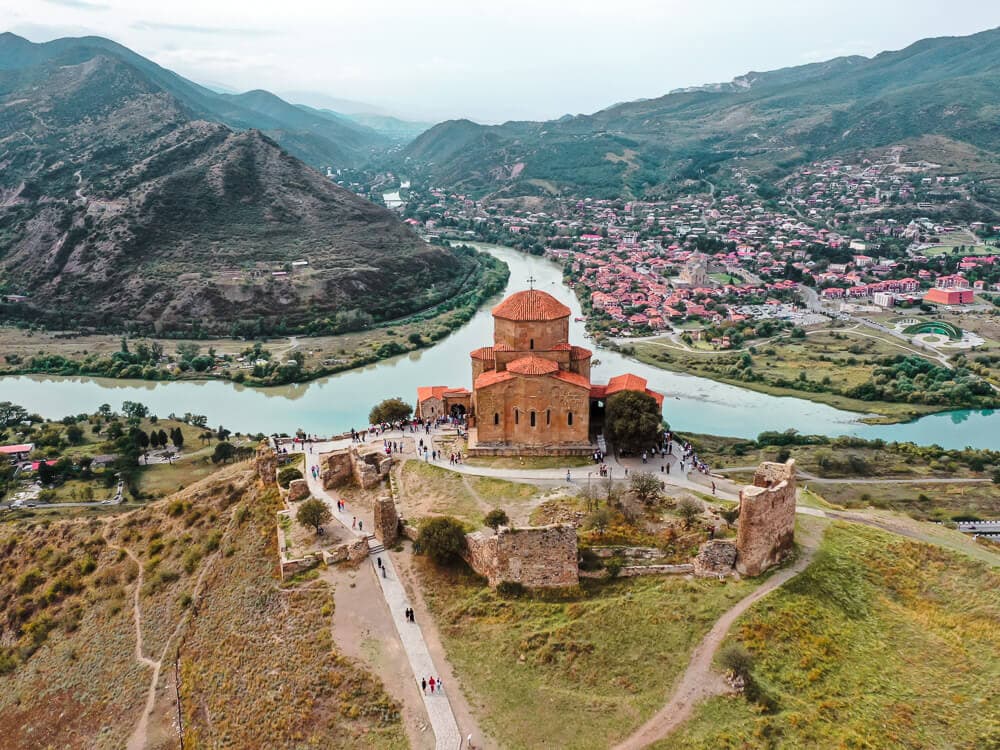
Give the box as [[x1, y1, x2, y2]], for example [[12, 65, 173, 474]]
[[421, 677, 427, 694], [711, 481, 717, 495], [428, 676, 436, 693], [358, 519, 363, 532], [351, 516, 357, 530], [376, 557, 382, 569], [566, 469, 571, 482]]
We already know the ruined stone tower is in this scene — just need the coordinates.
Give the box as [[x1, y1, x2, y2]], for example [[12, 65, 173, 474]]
[[736, 459, 796, 576]]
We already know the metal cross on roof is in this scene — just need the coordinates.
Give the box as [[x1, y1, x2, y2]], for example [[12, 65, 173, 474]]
[[527, 275, 537, 290]]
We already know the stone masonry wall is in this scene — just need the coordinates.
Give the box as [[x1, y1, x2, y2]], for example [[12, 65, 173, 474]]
[[286, 478, 310, 503], [463, 523, 578, 588], [736, 459, 797, 576], [256, 445, 277, 486], [373, 495, 399, 546], [320, 446, 392, 489], [694, 539, 738, 577]]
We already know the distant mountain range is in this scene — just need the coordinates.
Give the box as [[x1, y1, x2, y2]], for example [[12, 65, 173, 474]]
[[400, 27, 1000, 200], [0, 32, 470, 334]]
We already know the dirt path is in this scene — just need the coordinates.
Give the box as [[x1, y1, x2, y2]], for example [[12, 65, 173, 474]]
[[613, 520, 826, 750], [394, 551, 498, 750]]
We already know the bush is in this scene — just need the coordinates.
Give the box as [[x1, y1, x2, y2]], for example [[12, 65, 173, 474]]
[[719, 643, 754, 678], [416, 516, 467, 565], [605, 560, 622, 579], [277, 466, 302, 488], [676, 497, 702, 528], [484, 508, 509, 532]]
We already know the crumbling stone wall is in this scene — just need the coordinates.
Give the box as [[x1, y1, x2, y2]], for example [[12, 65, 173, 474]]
[[322, 538, 369, 566], [256, 445, 277, 486], [736, 459, 796, 576], [286, 479, 310, 503], [373, 495, 399, 546], [694, 539, 738, 577], [320, 446, 392, 489], [463, 523, 578, 588]]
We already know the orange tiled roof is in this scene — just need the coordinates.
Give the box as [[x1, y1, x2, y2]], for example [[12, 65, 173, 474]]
[[507, 356, 560, 376], [492, 289, 570, 322], [605, 373, 649, 394], [474, 370, 513, 388], [470, 346, 495, 361], [551, 343, 572, 351], [417, 385, 451, 402], [570, 345, 592, 360], [552, 370, 591, 389]]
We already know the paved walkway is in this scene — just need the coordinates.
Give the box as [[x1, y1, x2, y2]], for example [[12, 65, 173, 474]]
[[298, 447, 462, 750]]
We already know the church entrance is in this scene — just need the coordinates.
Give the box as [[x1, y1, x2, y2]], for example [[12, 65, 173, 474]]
[[450, 403, 466, 419]]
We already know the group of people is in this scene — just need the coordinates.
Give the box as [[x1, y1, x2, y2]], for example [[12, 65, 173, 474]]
[[448, 451, 464, 465], [420, 675, 444, 694]]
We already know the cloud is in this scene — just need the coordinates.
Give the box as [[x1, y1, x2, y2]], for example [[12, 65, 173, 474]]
[[43, 0, 109, 10], [130, 20, 274, 37]]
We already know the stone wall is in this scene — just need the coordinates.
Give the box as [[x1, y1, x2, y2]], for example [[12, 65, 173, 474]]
[[694, 539, 738, 577], [286, 478, 310, 503], [322, 538, 369, 566], [736, 460, 797, 576], [463, 523, 578, 588], [255, 445, 277, 486], [579, 563, 693, 579], [320, 446, 392, 489], [373, 495, 400, 546]]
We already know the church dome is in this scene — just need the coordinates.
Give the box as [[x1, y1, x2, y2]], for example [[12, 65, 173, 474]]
[[492, 289, 571, 322], [506, 355, 560, 376]]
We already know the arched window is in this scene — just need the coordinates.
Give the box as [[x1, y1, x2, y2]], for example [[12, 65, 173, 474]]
[[515, 409, 519, 425], [546, 409, 551, 425], [493, 412, 500, 425], [567, 411, 574, 426], [529, 338, 534, 350], [530, 411, 536, 427]]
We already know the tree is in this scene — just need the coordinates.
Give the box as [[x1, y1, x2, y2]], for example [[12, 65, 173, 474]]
[[416, 516, 467, 564], [719, 644, 754, 680], [629, 471, 661, 504], [36, 461, 55, 485], [134, 430, 150, 450], [171, 427, 184, 450], [65, 424, 84, 445], [157, 429, 167, 448], [484, 508, 509, 533], [676, 496, 702, 528], [0, 402, 28, 428], [149, 430, 160, 449], [585, 508, 613, 536], [605, 390, 662, 455], [369, 397, 413, 424], [211, 442, 237, 464], [121, 401, 148, 421], [296, 498, 331, 534]]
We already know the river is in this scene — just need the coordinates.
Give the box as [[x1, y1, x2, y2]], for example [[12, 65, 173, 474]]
[[1, 244, 997, 449]]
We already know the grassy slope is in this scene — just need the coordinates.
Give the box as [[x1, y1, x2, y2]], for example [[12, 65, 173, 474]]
[[0, 465, 405, 748], [417, 560, 757, 749], [667, 523, 1000, 749]]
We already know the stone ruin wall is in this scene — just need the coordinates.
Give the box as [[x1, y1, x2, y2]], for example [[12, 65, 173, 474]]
[[255, 445, 277, 486], [286, 478, 310, 503], [373, 495, 400, 546], [736, 459, 797, 576], [320, 446, 392, 490], [463, 523, 579, 588]]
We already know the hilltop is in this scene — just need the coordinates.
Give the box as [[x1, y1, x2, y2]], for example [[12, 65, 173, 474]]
[[400, 27, 1000, 201], [0, 35, 485, 335]]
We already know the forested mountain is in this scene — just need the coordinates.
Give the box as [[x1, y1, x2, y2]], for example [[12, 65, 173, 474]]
[[0, 34, 479, 334], [401, 27, 1000, 198]]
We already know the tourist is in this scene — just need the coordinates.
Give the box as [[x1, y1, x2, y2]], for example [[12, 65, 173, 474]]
[[351, 516, 357, 529], [429, 676, 436, 693], [359, 520, 363, 531], [711, 482, 716, 495], [467, 734, 474, 749], [376, 557, 382, 568], [381, 566, 386, 578], [566, 469, 571, 482], [421, 677, 427, 694]]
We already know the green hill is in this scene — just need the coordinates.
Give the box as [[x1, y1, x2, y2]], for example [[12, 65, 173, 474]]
[[0, 40, 480, 334], [402, 27, 1000, 199]]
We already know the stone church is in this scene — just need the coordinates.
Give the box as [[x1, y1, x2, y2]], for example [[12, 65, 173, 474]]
[[418, 288, 663, 456]]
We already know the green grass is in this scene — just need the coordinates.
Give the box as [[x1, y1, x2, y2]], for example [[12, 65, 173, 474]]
[[417, 560, 757, 749], [465, 455, 592, 470], [667, 523, 1000, 749]]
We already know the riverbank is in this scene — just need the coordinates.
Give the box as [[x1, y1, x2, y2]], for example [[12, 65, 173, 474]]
[[624, 326, 998, 425], [0, 247, 509, 388]]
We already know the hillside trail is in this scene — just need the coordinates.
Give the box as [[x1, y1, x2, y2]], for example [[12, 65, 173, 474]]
[[103, 504, 243, 750], [612, 520, 826, 750]]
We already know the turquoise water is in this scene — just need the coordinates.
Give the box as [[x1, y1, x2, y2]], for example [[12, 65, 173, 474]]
[[2, 245, 997, 449]]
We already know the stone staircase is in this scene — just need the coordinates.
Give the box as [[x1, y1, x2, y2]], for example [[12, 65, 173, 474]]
[[366, 534, 385, 555]]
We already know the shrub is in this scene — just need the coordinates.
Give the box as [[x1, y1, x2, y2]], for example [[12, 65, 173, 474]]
[[605, 560, 622, 579], [719, 643, 754, 678], [676, 497, 702, 528], [277, 467, 303, 488], [416, 516, 467, 565], [483, 508, 509, 532]]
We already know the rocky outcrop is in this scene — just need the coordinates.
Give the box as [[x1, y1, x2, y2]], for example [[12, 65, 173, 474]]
[[286, 478, 310, 503], [255, 445, 278, 486]]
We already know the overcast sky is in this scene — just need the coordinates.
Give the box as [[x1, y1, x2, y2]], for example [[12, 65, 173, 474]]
[[5, 0, 999, 123]]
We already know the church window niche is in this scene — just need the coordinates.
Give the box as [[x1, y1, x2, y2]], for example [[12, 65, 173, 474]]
[[546, 409, 551, 425], [530, 411, 536, 427], [529, 338, 534, 350], [494, 413, 500, 425], [567, 411, 574, 426], [515, 409, 519, 425]]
